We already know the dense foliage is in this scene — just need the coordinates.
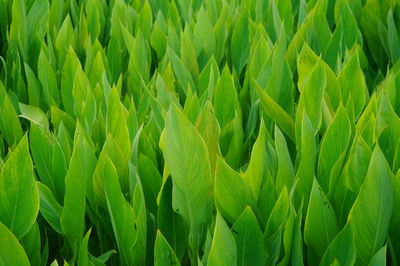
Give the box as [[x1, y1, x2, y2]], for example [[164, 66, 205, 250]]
[[0, 0, 400, 265]]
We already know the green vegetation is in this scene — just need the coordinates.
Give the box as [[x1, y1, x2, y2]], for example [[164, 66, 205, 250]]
[[0, 0, 399, 265]]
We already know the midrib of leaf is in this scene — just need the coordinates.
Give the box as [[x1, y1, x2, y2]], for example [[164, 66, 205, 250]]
[[239, 224, 249, 266], [372, 174, 385, 256], [37, 151, 55, 195], [322, 203, 330, 249], [10, 179, 21, 233]]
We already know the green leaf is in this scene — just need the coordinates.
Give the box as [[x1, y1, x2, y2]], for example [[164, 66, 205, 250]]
[[180, 28, 199, 80], [78, 229, 92, 266], [157, 176, 188, 261], [317, 105, 351, 193], [37, 182, 63, 234], [9, 0, 27, 60], [166, 46, 195, 97], [106, 87, 131, 191], [275, 126, 295, 192], [137, 154, 162, 214], [154, 230, 181, 266], [19, 103, 49, 129], [215, 157, 253, 224], [368, 245, 387, 266], [243, 120, 266, 200], [195, 101, 221, 175], [0, 222, 30, 266], [334, 0, 363, 50], [61, 48, 82, 114], [61, 135, 96, 251], [304, 178, 338, 263], [194, 7, 216, 61], [265, 187, 289, 238], [103, 157, 147, 266], [213, 67, 239, 129], [55, 15, 75, 66], [161, 103, 213, 256], [21, 222, 41, 266], [207, 212, 237, 266], [387, 9, 400, 64], [30, 124, 65, 203], [295, 112, 316, 213], [26, 0, 49, 42], [320, 224, 356, 266], [297, 58, 326, 135], [38, 49, 61, 107], [231, 11, 250, 74], [337, 53, 367, 120], [0, 82, 23, 147], [232, 207, 266, 266], [0, 135, 39, 239], [255, 81, 295, 142], [348, 146, 394, 265]]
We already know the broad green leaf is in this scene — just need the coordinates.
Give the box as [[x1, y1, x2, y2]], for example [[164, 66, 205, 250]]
[[207, 212, 237, 266], [137, 154, 162, 214], [61, 48, 82, 114], [37, 182, 62, 234], [161, 104, 213, 255], [38, 49, 61, 108], [150, 12, 167, 60], [0, 82, 23, 147], [345, 136, 372, 195], [106, 87, 130, 191], [26, 0, 49, 43], [30, 124, 65, 203], [304, 179, 338, 263], [232, 207, 266, 266], [231, 11, 250, 74], [265, 187, 289, 238], [368, 245, 387, 266], [157, 176, 188, 261], [215, 157, 253, 224], [61, 135, 96, 251], [55, 15, 75, 66], [275, 126, 295, 192], [243, 120, 266, 200], [136, 1, 153, 40], [334, 0, 363, 50], [320, 224, 356, 266], [213, 67, 239, 129], [194, 7, 216, 61], [348, 146, 394, 265], [255, 82, 295, 142], [103, 157, 147, 266], [0, 135, 39, 239], [297, 58, 326, 135], [180, 28, 199, 80], [337, 53, 366, 120], [295, 112, 316, 213], [278, 204, 304, 266], [9, 0, 27, 60], [0, 222, 30, 266], [19, 103, 49, 129], [387, 9, 400, 64], [317, 105, 351, 193], [154, 230, 181, 266], [166, 46, 195, 97], [375, 93, 400, 168], [78, 229, 92, 266], [195, 101, 221, 175], [24, 63, 42, 107], [21, 222, 41, 266]]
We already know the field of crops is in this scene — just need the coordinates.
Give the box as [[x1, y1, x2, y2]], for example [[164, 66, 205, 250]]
[[0, 0, 399, 265]]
